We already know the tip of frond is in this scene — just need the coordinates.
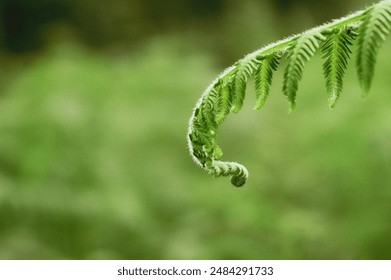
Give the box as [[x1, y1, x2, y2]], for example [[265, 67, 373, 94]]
[[230, 105, 240, 113], [360, 83, 371, 98], [230, 175, 247, 187], [288, 102, 296, 113], [357, 67, 373, 97], [253, 98, 266, 110], [230, 167, 248, 187], [329, 101, 337, 109], [328, 90, 339, 108], [361, 89, 370, 98]]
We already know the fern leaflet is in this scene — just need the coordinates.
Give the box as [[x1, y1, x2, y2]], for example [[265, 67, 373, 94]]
[[230, 58, 259, 113], [321, 27, 357, 107], [254, 53, 281, 110], [214, 78, 233, 124], [357, 1, 391, 94], [283, 31, 325, 110]]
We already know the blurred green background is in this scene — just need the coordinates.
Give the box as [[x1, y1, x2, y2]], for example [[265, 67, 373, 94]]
[[0, 0, 390, 259]]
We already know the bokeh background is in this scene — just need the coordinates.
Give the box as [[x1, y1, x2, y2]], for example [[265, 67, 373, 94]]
[[0, 0, 390, 259]]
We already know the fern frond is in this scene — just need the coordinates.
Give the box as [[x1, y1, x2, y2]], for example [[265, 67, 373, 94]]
[[321, 27, 357, 107], [254, 52, 281, 110], [357, 0, 391, 95], [283, 31, 325, 110], [230, 58, 259, 113], [188, 0, 391, 187]]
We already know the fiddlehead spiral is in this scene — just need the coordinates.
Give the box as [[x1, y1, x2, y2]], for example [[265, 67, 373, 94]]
[[188, 0, 391, 187]]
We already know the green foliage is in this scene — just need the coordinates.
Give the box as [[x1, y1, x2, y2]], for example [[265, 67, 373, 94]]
[[188, 0, 391, 186]]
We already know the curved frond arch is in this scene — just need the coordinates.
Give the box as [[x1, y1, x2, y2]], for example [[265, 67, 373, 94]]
[[188, 0, 391, 187]]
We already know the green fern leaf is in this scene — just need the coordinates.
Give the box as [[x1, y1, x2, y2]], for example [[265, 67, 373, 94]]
[[321, 27, 357, 107], [254, 53, 281, 110], [192, 109, 209, 138], [357, 0, 391, 95], [230, 59, 258, 113], [215, 79, 233, 124], [283, 32, 325, 110], [199, 92, 217, 133]]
